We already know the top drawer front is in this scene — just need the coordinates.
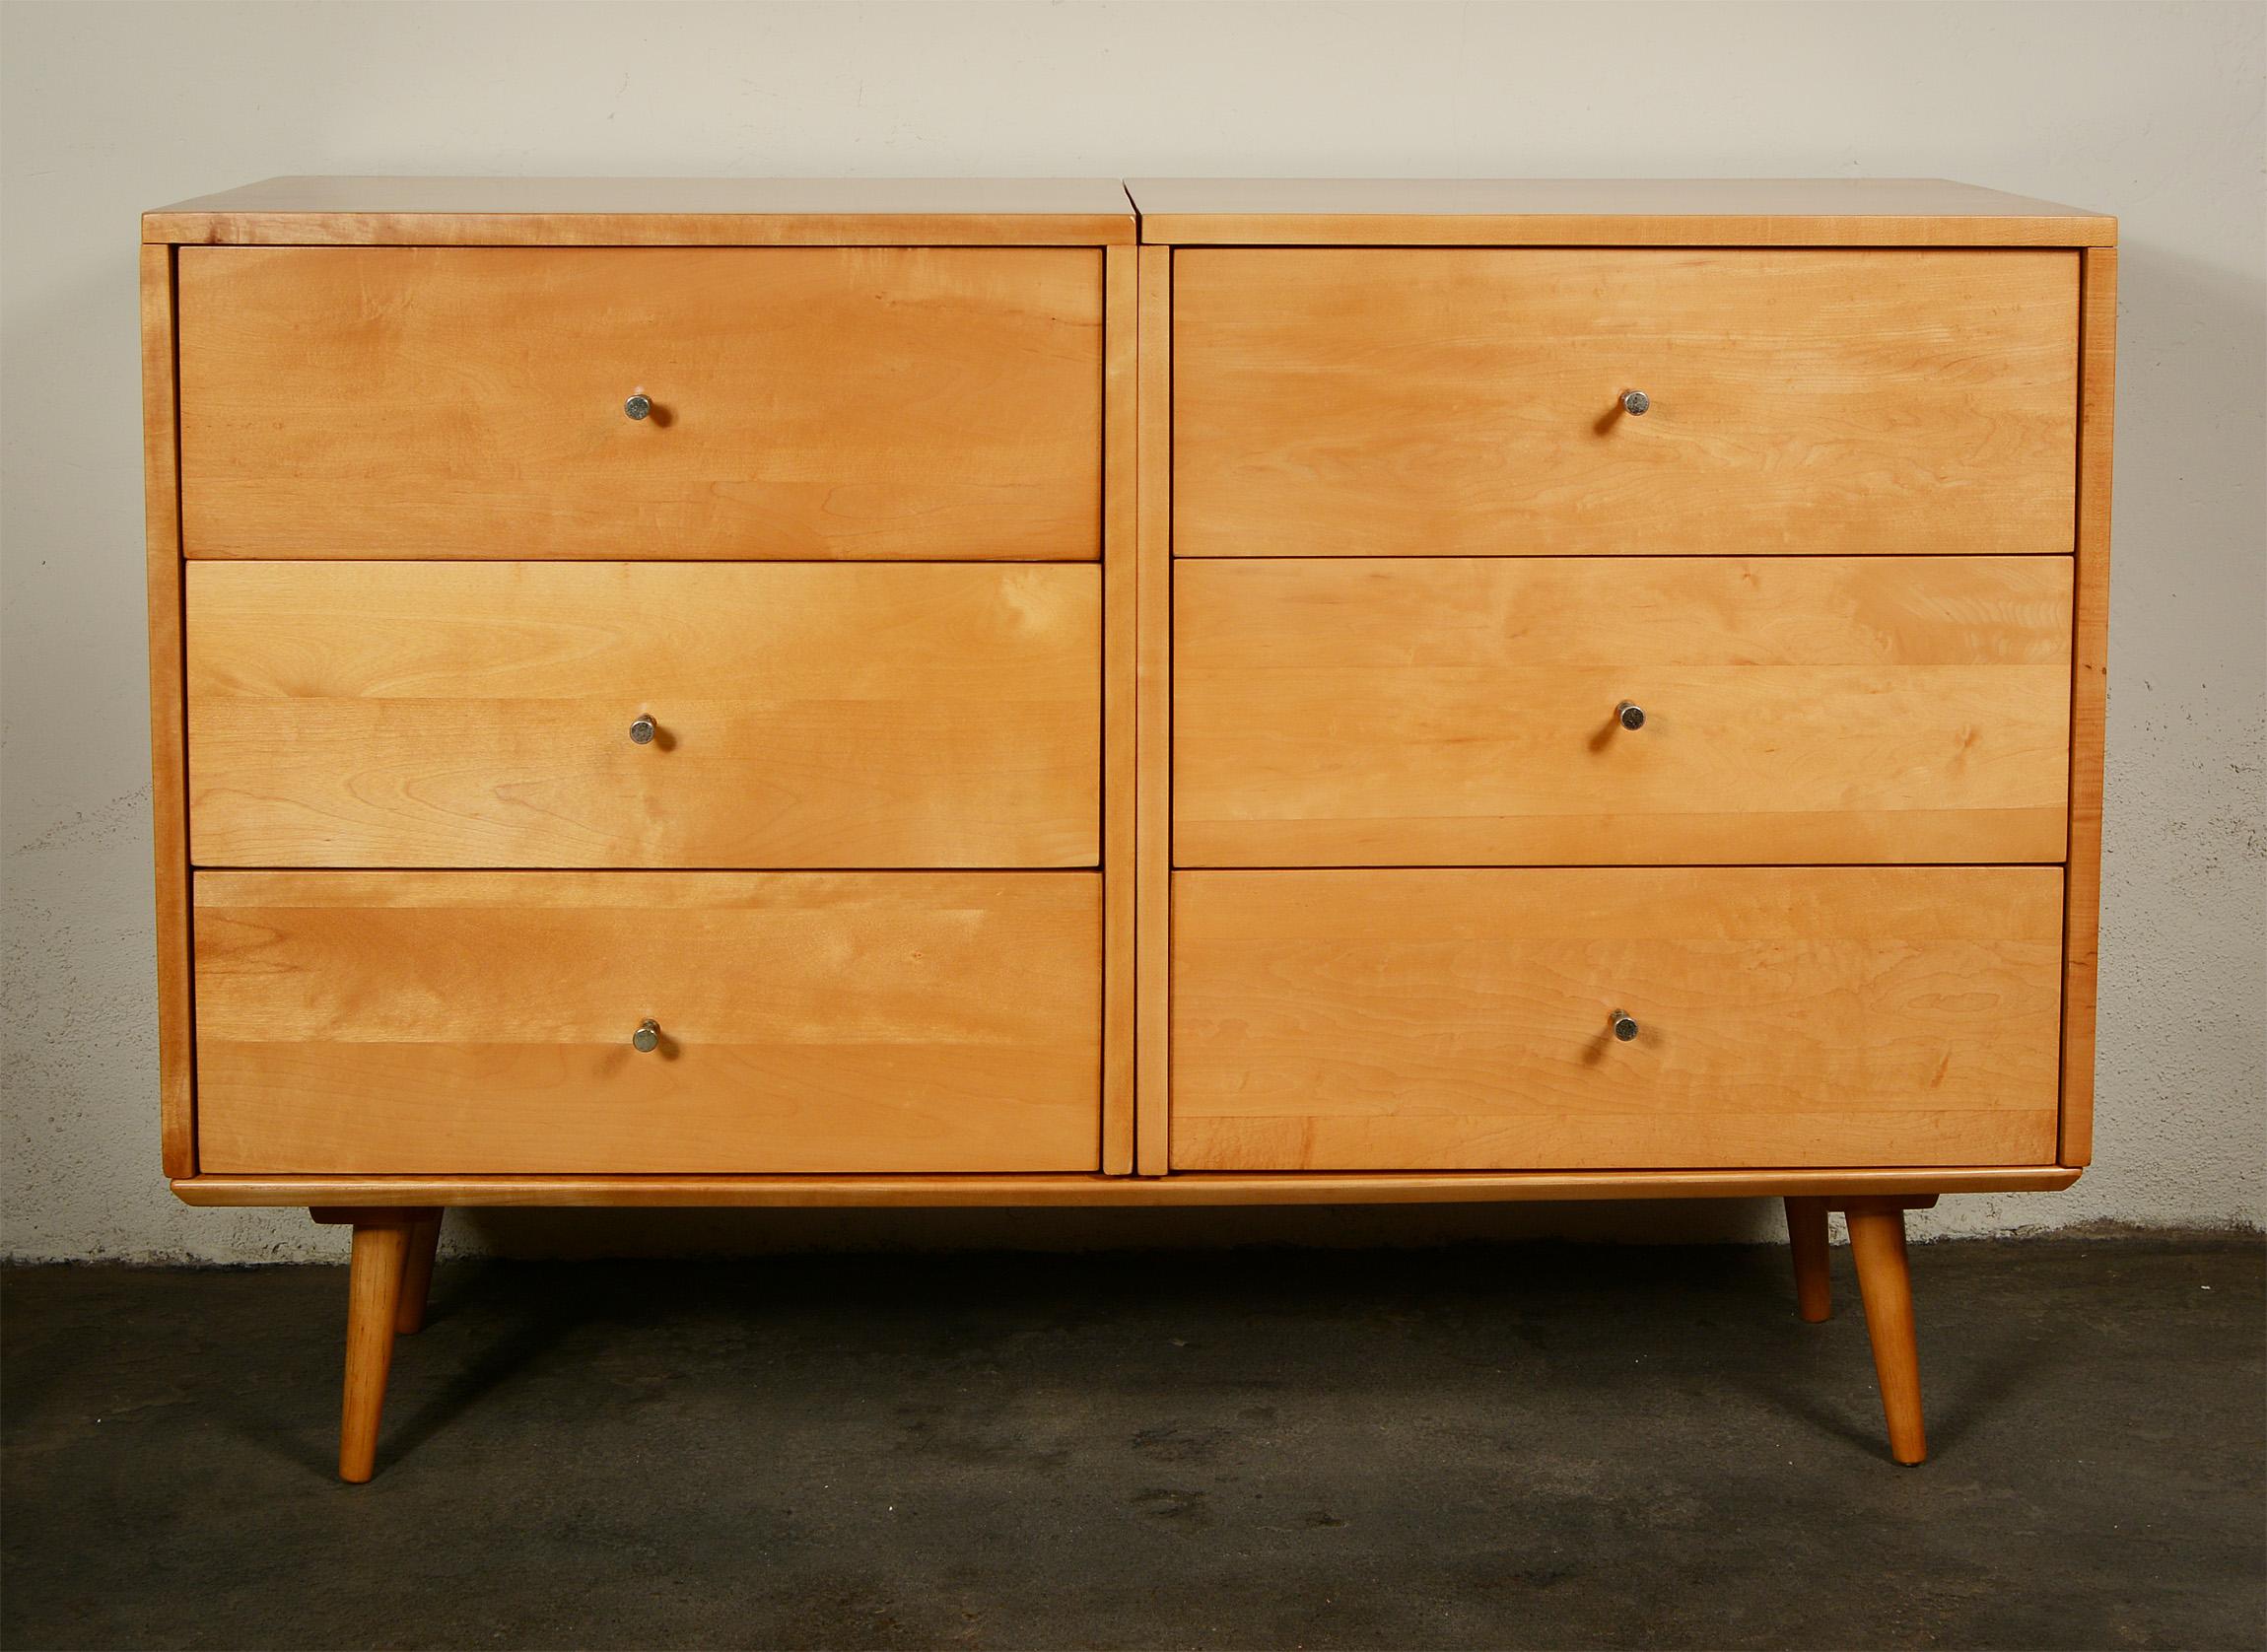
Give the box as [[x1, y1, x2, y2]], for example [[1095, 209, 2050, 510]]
[[177, 246, 1102, 560], [1174, 249, 2079, 558]]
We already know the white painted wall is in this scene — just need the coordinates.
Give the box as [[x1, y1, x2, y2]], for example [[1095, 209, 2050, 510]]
[[3, 1, 2260, 1262]]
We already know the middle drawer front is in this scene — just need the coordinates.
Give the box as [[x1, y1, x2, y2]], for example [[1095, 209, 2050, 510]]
[[187, 562, 1101, 869], [1173, 866, 2065, 1172], [1176, 556, 2073, 867], [193, 870, 1103, 1174]]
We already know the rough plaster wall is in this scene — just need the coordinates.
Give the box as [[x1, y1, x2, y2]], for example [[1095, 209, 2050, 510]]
[[2, 1, 2260, 1264]]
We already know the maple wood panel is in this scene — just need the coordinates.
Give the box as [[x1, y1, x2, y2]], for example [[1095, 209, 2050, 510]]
[[142, 246, 195, 1175], [146, 175, 1135, 246], [1127, 177, 2115, 246], [1174, 248, 2079, 559], [1175, 556, 2073, 866], [172, 1165, 2082, 1207], [193, 871, 1102, 1174], [2061, 247, 2118, 1167], [186, 562, 1100, 868], [177, 246, 1103, 560], [1101, 245, 1138, 1172], [1173, 867, 2065, 1172], [1134, 246, 1174, 1173]]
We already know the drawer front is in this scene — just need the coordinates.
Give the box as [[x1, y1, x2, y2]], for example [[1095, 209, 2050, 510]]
[[1173, 867, 2063, 1171], [186, 562, 1099, 868], [177, 246, 1102, 560], [1175, 248, 2078, 558], [1175, 557, 2072, 866], [194, 871, 1102, 1173]]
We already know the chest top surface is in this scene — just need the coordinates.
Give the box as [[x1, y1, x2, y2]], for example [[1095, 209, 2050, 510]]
[[1126, 176, 2115, 244], [143, 175, 2117, 248], [143, 175, 1137, 245]]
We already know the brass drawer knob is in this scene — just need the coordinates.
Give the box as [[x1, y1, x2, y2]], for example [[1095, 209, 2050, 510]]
[[624, 392, 653, 421], [1610, 1009, 1639, 1043], [1620, 389, 1650, 416], [629, 714, 657, 746], [631, 1019, 662, 1054], [1616, 701, 1646, 731]]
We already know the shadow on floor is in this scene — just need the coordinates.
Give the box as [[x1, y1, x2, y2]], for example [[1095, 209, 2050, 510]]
[[4, 1237, 2261, 1650]]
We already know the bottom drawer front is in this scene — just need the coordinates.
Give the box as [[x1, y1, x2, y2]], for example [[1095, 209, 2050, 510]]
[[195, 871, 1101, 1173], [1172, 867, 2062, 1172]]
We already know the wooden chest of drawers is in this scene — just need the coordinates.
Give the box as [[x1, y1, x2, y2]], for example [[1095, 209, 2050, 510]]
[[143, 176, 2114, 1478]]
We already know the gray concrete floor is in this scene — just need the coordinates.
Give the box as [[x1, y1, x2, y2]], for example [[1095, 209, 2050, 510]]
[[3, 1237, 2261, 1651]]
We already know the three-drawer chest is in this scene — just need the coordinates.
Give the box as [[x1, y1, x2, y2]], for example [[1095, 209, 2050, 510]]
[[141, 177, 2115, 1478]]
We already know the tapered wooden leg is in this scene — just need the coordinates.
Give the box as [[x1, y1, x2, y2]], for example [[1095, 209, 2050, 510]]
[[1844, 1201, 1927, 1466], [340, 1223, 411, 1482], [1784, 1197, 1832, 1322], [395, 1215, 443, 1336]]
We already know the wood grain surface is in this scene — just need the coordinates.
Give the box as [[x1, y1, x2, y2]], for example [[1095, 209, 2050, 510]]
[[186, 562, 1100, 868], [1129, 177, 2115, 246], [193, 871, 1102, 1174], [178, 245, 1103, 560], [2060, 247, 2118, 1167], [147, 175, 1135, 246], [1174, 248, 2079, 559], [1134, 245, 1174, 1172], [1101, 245, 1138, 1172], [1175, 556, 2073, 866], [172, 1164, 2083, 1207], [1173, 867, 2065, 1172], [141, 245, 196, 1175]]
